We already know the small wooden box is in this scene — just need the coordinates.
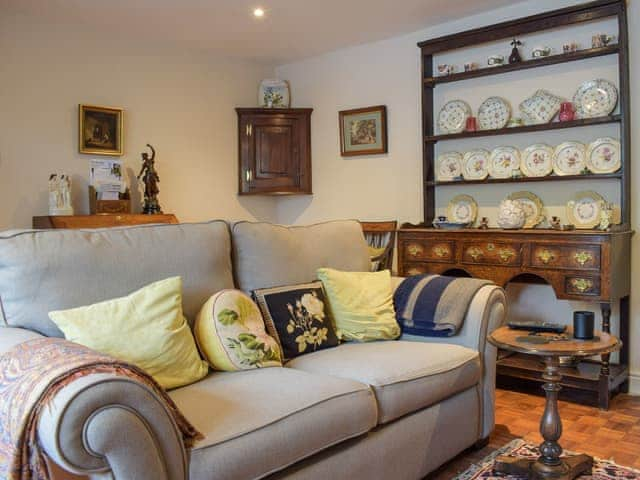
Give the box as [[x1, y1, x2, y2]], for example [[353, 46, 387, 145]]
[[89, 186, 131, 214]]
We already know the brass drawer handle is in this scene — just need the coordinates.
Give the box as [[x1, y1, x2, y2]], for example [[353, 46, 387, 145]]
[[571, 278, 593, 293], [537, 249, 556, 265], [432, 245, 450, 258], [467, 246, 483, 261], [574, 251, 593, 266], [407, 244, 424, 257], [498, 248, 514, 263], [407, 268, 423, 276]]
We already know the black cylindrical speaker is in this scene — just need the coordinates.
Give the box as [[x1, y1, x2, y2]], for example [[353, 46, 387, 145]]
[[573, 311, 595, 340]]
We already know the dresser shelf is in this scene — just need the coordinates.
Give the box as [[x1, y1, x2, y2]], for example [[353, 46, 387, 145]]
[[425, 115, 621, 143], [427, 172, 622, 187]]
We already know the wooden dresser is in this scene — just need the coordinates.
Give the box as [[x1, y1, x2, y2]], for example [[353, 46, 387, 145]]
[[398, 227, 632, 409], [33, 214, 178, 229]]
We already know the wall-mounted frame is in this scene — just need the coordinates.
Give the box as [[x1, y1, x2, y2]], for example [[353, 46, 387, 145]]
[[79, 104, 123, 156], [339, 105, 387, 156]]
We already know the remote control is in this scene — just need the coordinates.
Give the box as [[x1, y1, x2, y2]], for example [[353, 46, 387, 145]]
[[507, 321, 567, 333]]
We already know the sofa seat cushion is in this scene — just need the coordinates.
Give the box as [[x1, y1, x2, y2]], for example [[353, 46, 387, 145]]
[[286, 341, 480, 424], [169, 367, 377, 480]]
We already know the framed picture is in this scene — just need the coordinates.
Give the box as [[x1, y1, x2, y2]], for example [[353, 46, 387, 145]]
[[79, 104, 123, 156], [339, 105, 387, 156]]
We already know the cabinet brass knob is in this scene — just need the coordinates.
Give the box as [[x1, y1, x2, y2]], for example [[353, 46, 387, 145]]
[[571, 278, 593, 293], [574, 251, 593, 266], [498, 248, 514, 263], [537, 249, 555, 264], [467, 246, 483, 261], [433, 245, 449, 258], [407, 244, 423, 257]]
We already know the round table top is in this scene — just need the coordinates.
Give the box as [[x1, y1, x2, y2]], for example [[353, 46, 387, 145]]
[[489, 326, 621, 357]]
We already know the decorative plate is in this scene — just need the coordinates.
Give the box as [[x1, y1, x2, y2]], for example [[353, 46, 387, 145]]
[[573, 79, 618, 119], [478, 97, 511, 130], [437, 152, 463, 181], [462, 149, 490, 180], [258, 79, 290, 108], [437, 100, 472, 134], [521, 144, 554, 177], [586, 137, 621, 173], [519, 89, 563, 124], [567, 191, 605, 229], [553, 141, 586, 176], [447, 195, 478, 224], [489, 146, 521, 178], [506, 191, 544, 228]]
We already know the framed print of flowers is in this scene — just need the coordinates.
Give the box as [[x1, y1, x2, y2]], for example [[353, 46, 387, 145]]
[[339, 105, 388, 156]]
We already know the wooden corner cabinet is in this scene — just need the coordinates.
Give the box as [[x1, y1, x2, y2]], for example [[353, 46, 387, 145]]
[[236, 108, 313, 195]]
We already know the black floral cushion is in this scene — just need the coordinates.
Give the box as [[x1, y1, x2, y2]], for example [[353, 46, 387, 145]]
[[253, 282, 339, 361]]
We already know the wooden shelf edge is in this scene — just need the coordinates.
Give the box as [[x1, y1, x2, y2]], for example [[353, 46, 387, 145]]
[[423, 45, 619, 86], [425, 115, 621, 142], [428, 172, 622, 186]]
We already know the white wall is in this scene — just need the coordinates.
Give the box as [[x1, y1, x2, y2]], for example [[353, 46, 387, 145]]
[[0, 13, 278, 228], [276, 0, 640, 392]]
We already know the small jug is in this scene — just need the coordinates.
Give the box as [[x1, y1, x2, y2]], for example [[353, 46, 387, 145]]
[[559, 102, 575, 122]]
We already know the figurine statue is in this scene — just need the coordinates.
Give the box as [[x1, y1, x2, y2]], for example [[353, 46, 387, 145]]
[[138, 144, 162, 214], [48, 174, 74, 216], [509, 38, 523, 64], [497, 199, 526, 229], [598, 202, 613, 231]]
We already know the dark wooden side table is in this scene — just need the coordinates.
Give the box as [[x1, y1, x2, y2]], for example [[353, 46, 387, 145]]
[[488, 326, 621, 479]]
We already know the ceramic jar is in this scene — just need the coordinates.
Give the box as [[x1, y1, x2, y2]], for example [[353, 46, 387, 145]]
[[559, 102, 575, 122], [497, 199, 526, 229]]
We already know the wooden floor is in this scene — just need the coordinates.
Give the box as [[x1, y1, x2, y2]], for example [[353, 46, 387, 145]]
[[427, 389, 640, 479]]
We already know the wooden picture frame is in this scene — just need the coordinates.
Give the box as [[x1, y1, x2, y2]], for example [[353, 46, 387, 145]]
[[339, 105, 387, 156], [79, 104, 123, 156]]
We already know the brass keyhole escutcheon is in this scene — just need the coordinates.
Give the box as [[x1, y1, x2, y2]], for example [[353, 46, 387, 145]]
[[571, 278, 593, 293], [433, 245, 450, 258], [467, 246, 483, 261], [537, 249, 555, 265], [407, 244, 423, 257], [574, 251, 593, 266], [498, 248, 514, 263]]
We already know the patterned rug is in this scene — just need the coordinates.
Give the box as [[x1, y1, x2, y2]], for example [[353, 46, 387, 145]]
[[453, 439, 640, 479]]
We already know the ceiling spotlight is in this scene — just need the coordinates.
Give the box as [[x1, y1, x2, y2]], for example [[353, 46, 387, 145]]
[[253, 8, 265, 17]]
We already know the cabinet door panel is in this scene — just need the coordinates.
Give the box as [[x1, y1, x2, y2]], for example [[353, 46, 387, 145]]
[[254, 124, 295, 178]]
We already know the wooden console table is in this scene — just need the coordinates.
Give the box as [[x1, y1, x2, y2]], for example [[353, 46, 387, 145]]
[[397, 227, 632, 409], [33, 214, 178, 229]]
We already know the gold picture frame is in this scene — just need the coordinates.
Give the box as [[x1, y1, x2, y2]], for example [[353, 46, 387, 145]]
[[79, 104, 123, 156], [339, 105, 387, 156]]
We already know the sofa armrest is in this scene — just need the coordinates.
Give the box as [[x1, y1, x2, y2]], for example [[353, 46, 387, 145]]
[[0, 327, 45, 355], [393, 277, 507, 440], [37, 372, 189, 480]]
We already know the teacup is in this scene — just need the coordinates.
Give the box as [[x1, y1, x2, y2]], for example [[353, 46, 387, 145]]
[[437, 64, 455, 75], [562, 42, 579, 53], [487, 55, 505, 66], [592, 34, 614, 48], [532, 46, 552, 58], [464, 62, 478, 72]]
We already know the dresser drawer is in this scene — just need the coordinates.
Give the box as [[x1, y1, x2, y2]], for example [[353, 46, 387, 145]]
[[530, 244, 601, 271], [461, 241, 521, 266], [402, 240, 455, 263], [401, 263, 431, 277], [564, 275, 601, 296]]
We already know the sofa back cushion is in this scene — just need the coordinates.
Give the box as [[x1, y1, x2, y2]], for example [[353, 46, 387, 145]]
[[0, 221, 234, 337], [231, 220, 370, 293]]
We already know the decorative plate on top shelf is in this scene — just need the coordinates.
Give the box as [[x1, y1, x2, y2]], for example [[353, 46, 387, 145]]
[[447, 194, 478, 225], [506, 191, 544, 228], [462, 149, 490, 180], [488, 146, 520, 179], [573, 79, 618, 119], [437, 100, 472, 134], [437, 152, 463, 181], [478, 97, 511, 130], [553, 141, 586, 176], [521, 144, 554, 177], [586, 137, 621, 174], [567, 191, 605, 229]]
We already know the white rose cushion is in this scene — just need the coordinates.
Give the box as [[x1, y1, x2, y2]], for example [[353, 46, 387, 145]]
[[195, 289, 282, 371]]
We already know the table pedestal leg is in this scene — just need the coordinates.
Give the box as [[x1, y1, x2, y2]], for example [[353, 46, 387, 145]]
[[493, 357, 593, 479]]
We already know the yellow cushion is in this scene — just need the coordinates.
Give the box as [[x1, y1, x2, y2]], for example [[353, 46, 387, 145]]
[[49, 276, 209, 390], [195, 289, 282, 371], [316, 268, 400, 342]]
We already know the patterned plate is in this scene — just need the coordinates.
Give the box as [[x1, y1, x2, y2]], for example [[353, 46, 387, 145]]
[[573, 79, 618, 119], [437, 151, 463, 181], [462, 149, 490, 180], [437, 100, 472, 134], [447, 194, 477, 224], [521, 144, 554, 177], [519, 89, 563, 124], [586, 137, 621, 174], [489, 146, 520, 178], [553, 141, 586, 176], [567, 191, 605, 229], [506, 191, 544, 228], [478, 97, 511, 130]]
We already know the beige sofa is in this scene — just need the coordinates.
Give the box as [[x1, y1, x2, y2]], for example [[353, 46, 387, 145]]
[[0, 220, 506, 480]]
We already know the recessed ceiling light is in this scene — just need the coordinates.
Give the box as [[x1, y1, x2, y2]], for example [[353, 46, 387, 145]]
[[253, 8, 265, 18]]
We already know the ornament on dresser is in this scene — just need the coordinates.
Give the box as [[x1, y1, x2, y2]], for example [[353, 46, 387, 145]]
[[497, 199, 526, 229], [48, 174, 74, 216], [531, 46, 552, 58], [599, 202, 614, 231], [509, 38, 523, 63], [138, 144, 162, 214]]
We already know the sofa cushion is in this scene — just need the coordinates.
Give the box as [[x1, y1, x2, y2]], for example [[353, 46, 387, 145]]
[[0, 221, 234, 337], [169, 367, 377, 480], [286, 341, 480, 424], [231, 220, 370, 293]]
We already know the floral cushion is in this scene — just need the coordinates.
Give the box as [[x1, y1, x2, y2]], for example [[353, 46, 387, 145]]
[[253, 282, 339, 361], [195, 290, 282, 371]]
